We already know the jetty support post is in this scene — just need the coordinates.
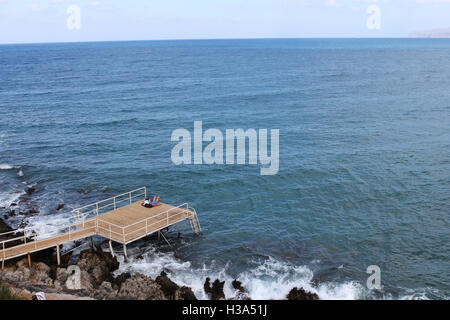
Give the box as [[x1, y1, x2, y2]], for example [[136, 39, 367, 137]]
[[109, 240, 115, 258], [27, 252, 31, 267], [123, 244, 128, 262], [56, 245, 60, 266], [1, 241, 5, 269]]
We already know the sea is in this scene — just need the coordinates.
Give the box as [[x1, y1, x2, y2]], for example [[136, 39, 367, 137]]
[[0, 38, 449, 299]]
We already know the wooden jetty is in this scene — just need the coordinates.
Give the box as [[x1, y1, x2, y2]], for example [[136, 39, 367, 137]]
[[1, 187, 201, 267]]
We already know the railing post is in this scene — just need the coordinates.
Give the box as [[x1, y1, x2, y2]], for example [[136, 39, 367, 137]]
[[114, 198, 116, 210], [129, 192, 132, 205], [109, 225, 112, 239], [144, 187, 147, 200], [96, 203, 99, 216], [122, 227, 125, 243]]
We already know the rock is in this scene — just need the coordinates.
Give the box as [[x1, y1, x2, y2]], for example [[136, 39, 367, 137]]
[[94, 281, 117, 300], [20, 206, 39, 215], [0, 259, 52, 286], [232, 279, 245, 293], [204, 277, 225, 300], [79, 270, 95, 292], [154, 271, 197, 300], [155, 271, 179, 300], [112, 272, 131, 290], [55, 268, 69, 284], [0, 267, 31, 283], [0, 218, 13, 235], [76, 246, 119, 287], [117, 273, 165, 300], [26, 187, 36, 195], [56, 204, 65, 211], [29, 262, 53, 286], [112, 272, 131, 291], [16, 258, 29, 269], [177, 286, 197, 300], [286, 287, 319, 300]]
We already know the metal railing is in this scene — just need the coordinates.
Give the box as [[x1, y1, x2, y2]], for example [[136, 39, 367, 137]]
[[72, 187, 147, 218], [95, 203, 199, 244], [0, 212, 95, 262]]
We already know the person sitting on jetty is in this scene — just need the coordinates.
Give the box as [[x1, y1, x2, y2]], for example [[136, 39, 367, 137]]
[[141, 197, 153, 208], [152, 195, 162, 207]]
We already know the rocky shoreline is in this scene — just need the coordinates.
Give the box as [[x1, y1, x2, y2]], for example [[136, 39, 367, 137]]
[[1, 188, 319, 301], [0, 242, 319, 300]]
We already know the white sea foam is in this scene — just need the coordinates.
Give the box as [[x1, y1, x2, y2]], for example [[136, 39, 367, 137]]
[[25, 212, 79, 239], [0, 164, 14, 170], [0, 190, 25, 208], [114, 246, 365, 300]]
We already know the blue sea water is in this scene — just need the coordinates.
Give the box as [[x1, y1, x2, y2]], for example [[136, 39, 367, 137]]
[[0, 39, 449, 299]]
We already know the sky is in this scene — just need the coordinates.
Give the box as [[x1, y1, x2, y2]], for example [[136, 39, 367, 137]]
[[0, 0, 449, 44]]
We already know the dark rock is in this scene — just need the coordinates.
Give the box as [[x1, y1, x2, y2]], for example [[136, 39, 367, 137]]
[[113, 272, 131, 290], [286, 287, 319, 300], [232, 279, 245, 293], [94, 281, 118, 300], [0, 218, 13, 234], [26, 187, 36, 195], [117, 273, 165, 300], [155, 271, 180, 300], [178, 286, 197, 300], [56, 204, 65, 211], [154, 271, 197, 300], [76, 246, 119, 287], [204, 277, 225, 300], [8, 208, 16, 217], [204, 277, 211, 295], [0, 218, 28, 250], [173, 252, 182, 260], [19, 206, 40, 215], [162, 268, 173, 274]]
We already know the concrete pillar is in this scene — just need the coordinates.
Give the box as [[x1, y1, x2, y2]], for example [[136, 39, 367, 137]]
[[109, 240, 115, 258], [56, 245, 60, 266], [123, 244, 128, 262]]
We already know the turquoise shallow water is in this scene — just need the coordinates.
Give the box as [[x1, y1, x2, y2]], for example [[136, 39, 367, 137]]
[[0, 39, 449, 299]]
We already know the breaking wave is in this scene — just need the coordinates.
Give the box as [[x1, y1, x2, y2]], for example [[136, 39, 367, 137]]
[[0, 164, 15, 170], [114, 245, 366, 300]]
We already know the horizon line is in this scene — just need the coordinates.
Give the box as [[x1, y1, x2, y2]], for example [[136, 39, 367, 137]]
[[1, 36, 449, 46]]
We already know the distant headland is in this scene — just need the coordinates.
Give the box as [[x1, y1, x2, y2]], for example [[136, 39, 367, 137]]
[[409, 28, 450, 38]]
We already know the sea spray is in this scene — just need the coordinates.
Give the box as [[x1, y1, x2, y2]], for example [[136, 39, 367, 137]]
[[113, 245, 365, 300]]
